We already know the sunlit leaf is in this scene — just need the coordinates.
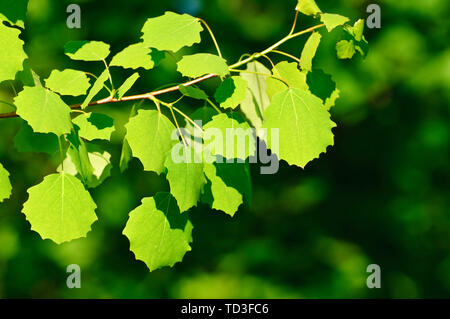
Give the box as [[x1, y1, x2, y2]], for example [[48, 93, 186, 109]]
[[177, 53, 229, 78], [123, 192, 193, 271], [22, 173, 98, 244], [141, 11, 203, 52]]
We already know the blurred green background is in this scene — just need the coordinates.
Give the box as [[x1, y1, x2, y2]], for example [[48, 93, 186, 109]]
[[0, 0, 449, 298]]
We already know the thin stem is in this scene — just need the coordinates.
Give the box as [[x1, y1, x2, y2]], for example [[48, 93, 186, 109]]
[[168, 103, 186, 146], [148, 95, 161, 113], [172, 106, 204, 133], [259, 53, 275, 69], [206, 98, 222, 114], [289, 10, 299, 35], [270, 49, 301, 63], [199, 18, 223, 58], [70, 109, 87, 115], [229, 68, 289, 86], [230, 24, 325, 69], [57, 137, 65, 171], [9, 82, 17, 97]]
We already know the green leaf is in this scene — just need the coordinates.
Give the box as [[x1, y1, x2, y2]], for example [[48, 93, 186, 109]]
[[324, 88, 340, 111], [65, 128, 95, 186], [72, 112, 115, 141], [116, 72, 139, 99], [110, 43, 165, 70], [123, 192, 193, 271], [266, 61, 308, 99], [125, 109, 177, 174], [346, 19, 365, 42], [179, 85, 208, 100], [201, 158, 252, 216], [336, 40, 356, 59], [14, 121, 59, 154], [164, 144, 206, 212], [59, 145, 112, 189], [320, 13, 349, 32], [306, 69, 336, 102], [141, 11, 203, 52], [296, 0, 321, 16], [0, 0, 28, 27], [0, 163, 12, 203], [300, 32, 322, 72], [81, 69, 109, 108], [45, 69, 91, 96], [14, 86, 72, 136], [177, 53, 229, 78], [262, 88, 336, 168], [239, 61, 271, 128], [16, 61, 42, 87], [338, 19, 368, 59], [214, 76, 248, 110], [22, 173, 98, 244], [0, 23, 27, 83], [64, 41, 110, 61], [203, 112, 255, 160], [120, 105, 138, 173], [119, 138, 133, 173]]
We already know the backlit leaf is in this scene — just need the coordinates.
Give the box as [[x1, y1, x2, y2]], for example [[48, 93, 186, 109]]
[[14, 86, 72, 136], [123, 192, 193, 271], [266, 61, 308, 99], [116, 72, 139, 99], [45, 69, 91, 96], [65, 41, 110, 61], [262, 88, 336, 168], [203, 112, 255, 160], [296, 0, 321, 16], [81, 69, 109, 108], [239, 61, 271, 128], [22, 173, 98, 244], [320, 13, 349, 32], [164, 144, 206, 212], [0, 23, 27, 83], [0, 163, 12, 203], [125, 109, 177, 174], [177, 53, 229, 78], [300, 32, 322, 72], [72, 112, 115, 141], [141, 11, 203, 52], [110, 43, 165, 70]]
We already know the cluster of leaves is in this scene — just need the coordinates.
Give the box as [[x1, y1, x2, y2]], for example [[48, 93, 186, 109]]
[[0, 0, 366, 271]]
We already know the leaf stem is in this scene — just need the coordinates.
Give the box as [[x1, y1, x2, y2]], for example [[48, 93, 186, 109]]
[[229, 68, 289, 86], [206, 98, 222, 114], [270, 49, 301, 63], [199, 18, 223, 58], [57, 137, 65, 171]]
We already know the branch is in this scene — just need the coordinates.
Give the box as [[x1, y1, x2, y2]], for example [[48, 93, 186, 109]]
[[0, 73, 217, 119], [0, 24, 325, 120]]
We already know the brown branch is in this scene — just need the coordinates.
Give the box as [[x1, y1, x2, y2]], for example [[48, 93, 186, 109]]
[[0, 23, 325, 120], [0, 73, 217, 119]]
